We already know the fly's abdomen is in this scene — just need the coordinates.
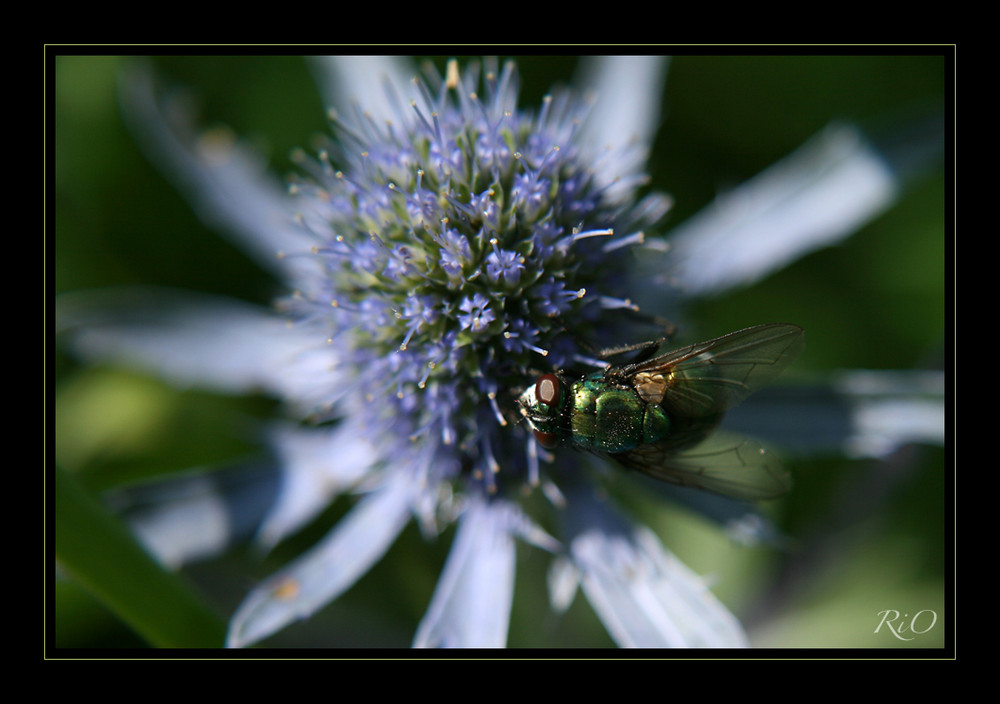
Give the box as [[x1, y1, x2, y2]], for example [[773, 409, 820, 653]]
[[569, 378, 670, 452]]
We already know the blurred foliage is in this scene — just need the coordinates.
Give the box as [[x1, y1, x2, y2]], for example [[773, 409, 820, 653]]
[[52, 52, 950, 652]]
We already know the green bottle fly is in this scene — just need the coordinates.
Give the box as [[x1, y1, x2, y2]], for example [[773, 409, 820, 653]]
[[516, 323, 805, 500]]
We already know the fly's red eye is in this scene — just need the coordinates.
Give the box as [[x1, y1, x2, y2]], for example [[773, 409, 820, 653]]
[[535, 373, 562, 407]]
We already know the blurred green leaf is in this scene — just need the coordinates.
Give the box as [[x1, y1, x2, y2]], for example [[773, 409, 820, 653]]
[[55, 464, 226, 647]]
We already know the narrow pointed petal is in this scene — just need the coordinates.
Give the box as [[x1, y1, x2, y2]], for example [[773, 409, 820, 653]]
[[119, 63, 317, 279], [662, 124, 899, 297], [58, 288, 337, 402], [576, 56, 669, 199], [105, 424, 379, 569], [565, 490, 748, 647], [573, 527, 748, 647], [834, 369, 945, 458], [413, 498, 558, 647], [547, 554, 582, 614], [309, 56, 416, 126], [725, 369, 945, 458], [112, 475, 233, 568], [256, 422, 378, 549], [226, 472, 417, 647], [105, 461, 281, 568]]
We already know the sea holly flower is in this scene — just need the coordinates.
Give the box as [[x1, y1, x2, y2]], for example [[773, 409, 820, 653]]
[[57, 56, 944, 648]]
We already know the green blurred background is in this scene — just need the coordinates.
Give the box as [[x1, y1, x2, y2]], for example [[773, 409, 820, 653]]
[[53, 52, 949, 650]]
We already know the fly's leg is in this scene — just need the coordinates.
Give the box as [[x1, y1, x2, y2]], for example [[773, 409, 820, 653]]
[[537, 312, 678, 369], [593, 314, 679, 365], [619, 309, 678, 343]]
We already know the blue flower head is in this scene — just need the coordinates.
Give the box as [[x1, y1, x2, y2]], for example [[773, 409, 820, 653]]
[[60, 56, 940, 648], [272, 61, 673, 503], [263, 60, 673, 646]]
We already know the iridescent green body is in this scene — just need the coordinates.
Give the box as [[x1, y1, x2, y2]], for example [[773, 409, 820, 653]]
[[563, 373, 671, 452]]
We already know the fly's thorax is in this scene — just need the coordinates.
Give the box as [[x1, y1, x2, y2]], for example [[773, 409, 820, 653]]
[[634, 370, 670, 404], [568, 373, 670, 453]]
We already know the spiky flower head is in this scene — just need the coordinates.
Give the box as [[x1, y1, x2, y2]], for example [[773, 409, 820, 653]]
[[279, 58, 667, 493]]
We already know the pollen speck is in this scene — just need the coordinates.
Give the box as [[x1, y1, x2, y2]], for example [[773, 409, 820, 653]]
[[272, 578, 300, 601]]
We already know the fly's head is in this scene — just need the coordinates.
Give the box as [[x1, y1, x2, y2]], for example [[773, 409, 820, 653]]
[[516, 372, 569, 449]]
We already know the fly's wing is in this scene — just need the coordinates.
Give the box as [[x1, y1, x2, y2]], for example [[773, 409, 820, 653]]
[[629, 323, 805, 420], [615, 431, 791, 501]]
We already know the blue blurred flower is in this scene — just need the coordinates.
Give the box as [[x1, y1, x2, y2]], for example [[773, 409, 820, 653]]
[[59, 56, 942, 648]]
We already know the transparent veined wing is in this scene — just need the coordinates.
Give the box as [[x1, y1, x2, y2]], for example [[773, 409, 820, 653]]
[[615, 431, 792, 501], [625, 323, 804, 421]]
